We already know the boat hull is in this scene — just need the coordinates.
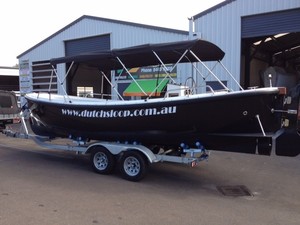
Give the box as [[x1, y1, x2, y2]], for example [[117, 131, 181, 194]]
[[26, 88, 284, 151]]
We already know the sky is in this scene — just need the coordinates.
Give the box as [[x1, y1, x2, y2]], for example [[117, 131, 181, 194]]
[[0, 0, 224, 67]]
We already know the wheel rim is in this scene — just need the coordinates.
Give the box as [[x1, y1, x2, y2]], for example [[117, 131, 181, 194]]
[[123, 156, 140, 176], [94, 152, 108, 170]]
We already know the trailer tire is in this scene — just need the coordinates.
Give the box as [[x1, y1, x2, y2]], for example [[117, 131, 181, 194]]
[[91, 147, 115, 175], [119, 150, 148, 182]]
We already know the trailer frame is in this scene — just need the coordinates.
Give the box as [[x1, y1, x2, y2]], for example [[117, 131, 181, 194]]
[[3, 111, 209, 181]]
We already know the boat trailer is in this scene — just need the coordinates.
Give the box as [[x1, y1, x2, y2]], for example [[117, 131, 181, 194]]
[[3, 111, 209, 182]]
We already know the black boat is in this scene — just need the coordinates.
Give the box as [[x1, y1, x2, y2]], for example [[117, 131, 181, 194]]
[[25, 39, 300, 156]]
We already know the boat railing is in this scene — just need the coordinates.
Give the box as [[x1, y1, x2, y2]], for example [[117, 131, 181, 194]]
[[205, 85, 215, 94], [163, 83, 230, 99], [194, 85, 231, 94], [81, 92, 113, 99]]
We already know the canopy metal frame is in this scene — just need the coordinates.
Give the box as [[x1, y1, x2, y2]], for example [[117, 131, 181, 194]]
[[46, 38, 243, 100]]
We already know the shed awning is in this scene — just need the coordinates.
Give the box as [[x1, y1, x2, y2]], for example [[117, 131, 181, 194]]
[[123, 79, 169, 97]]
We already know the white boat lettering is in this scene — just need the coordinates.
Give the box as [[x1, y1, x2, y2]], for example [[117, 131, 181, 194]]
[[61, 106, 177, 118]]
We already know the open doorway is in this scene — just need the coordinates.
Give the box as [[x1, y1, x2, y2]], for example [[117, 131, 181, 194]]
[[240, 8, 300, 91], [66, 63, 111, 99], [241, 32, 300, 92]]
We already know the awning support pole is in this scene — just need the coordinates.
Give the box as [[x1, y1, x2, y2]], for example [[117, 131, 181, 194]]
[[100, 71, 124, 100], [189, 50, 229, 91], [147, 49, 190, 98], [51, 65, 72, 103], [116, 56, 148, 97], [61, 61, 74, 85], [218, 60, 244, 90], [48, 69, 54, 93], [152, 49, 188, 84], [204, 61, 218, 80]]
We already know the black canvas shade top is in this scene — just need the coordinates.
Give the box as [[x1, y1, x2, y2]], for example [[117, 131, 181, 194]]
[[50, 39, 225, 70]]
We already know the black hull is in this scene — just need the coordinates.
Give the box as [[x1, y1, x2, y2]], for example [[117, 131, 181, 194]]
[[26, 89, 286, 152]]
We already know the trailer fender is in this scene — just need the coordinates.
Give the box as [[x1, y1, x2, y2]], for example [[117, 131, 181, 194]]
[[85, 142, 158, 163]]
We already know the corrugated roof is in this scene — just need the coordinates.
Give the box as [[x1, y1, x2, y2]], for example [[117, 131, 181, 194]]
[[193, 0, 236, 19], [17, 15, 189, 59]]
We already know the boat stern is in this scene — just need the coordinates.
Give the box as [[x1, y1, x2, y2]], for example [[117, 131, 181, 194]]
[[275, 90, 300, 156]]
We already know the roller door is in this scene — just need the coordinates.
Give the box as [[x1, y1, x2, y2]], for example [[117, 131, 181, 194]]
[[64, 34, 111, 96], [65, 34, 110, 56], [242, 8, 300, 38]]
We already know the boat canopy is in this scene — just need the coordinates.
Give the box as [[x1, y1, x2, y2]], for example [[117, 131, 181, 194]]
[[50, 39, 225, 70]]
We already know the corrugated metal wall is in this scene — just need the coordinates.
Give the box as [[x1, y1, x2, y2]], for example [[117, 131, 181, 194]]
[[194, 0, 300, 90]]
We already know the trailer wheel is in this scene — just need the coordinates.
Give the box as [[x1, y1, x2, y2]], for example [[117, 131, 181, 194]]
[[91, 147, 115, 175], [119, 151, 148, 182]]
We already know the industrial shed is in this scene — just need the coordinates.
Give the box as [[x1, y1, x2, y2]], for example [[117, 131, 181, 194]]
[[193, 0, 300, 92], [17, 0, 300, 100], [17, 16, 189, 101]]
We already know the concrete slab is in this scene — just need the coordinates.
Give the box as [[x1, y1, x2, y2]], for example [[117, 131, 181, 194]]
[[0, 130, 299, 225]]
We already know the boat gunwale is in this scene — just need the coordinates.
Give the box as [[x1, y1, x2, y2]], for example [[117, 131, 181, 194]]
[[25, 87, 280, 107]]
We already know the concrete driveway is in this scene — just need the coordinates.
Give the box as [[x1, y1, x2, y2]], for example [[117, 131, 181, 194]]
[[0, 131, 299, 225]]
